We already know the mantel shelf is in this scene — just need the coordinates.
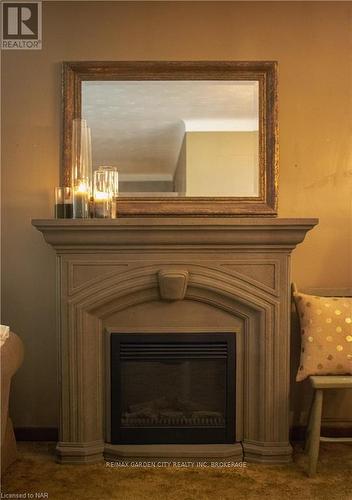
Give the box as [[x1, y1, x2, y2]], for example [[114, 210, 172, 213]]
[[32, 217, 318, 251]]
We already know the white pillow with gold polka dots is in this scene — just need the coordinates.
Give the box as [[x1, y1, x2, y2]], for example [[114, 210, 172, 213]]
[[294, 292, 352, 381]]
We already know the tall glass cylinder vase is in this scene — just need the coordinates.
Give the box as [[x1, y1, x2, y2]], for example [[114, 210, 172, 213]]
[[71, 118, 92, 218]]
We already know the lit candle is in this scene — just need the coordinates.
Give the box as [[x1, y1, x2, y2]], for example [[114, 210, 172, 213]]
[[73, 181, 89, 218], [94, 191, 111, 218], [93, 167, 118, 218]]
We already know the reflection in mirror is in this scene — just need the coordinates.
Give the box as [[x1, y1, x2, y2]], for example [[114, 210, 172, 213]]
[[82, 81, 259, 198]]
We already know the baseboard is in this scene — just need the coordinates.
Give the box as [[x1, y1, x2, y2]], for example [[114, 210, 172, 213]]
[[14, 427, 58, 441], [14, 426, 352, 443], [290, 426, 352, 442]]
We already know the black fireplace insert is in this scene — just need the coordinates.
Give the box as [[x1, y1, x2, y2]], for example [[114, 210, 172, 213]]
[[110, 333, 235, 444]]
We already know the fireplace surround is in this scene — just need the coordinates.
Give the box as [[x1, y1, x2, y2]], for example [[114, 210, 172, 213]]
[[33, 217, 317, 464]]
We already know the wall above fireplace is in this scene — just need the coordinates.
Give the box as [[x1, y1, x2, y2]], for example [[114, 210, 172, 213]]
[[33, 217, 317, 464]]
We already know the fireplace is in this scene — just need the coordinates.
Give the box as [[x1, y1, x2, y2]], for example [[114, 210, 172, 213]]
[[33, 217, 317, 463], [110, 333, 235, 444]]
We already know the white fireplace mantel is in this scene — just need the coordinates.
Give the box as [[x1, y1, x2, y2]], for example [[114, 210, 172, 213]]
[[33, 217, 318, 464]]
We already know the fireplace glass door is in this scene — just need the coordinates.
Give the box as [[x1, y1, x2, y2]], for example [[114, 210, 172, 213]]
[[110, 333, 235, 444]]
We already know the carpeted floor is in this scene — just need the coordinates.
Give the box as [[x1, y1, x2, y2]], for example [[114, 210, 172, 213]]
[[1, 442, 351, 500]]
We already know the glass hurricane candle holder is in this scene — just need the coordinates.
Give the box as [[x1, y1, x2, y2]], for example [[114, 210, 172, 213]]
[[93, 167, 118, 218], [55, 187, 73, 219], [73, 180, 90, 218], [71, 118, 92, 218], [93, 190, 112, 218]]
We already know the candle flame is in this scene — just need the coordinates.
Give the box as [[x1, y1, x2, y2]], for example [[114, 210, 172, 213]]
[[75, 181, 89, 193], [94, 191, 110, 201]]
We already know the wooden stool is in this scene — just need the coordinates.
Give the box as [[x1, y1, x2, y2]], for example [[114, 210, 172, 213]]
[[305, 375, 352, 476]]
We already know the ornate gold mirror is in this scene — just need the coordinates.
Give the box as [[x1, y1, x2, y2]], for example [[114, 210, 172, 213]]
[[62, 61, 278, 216]]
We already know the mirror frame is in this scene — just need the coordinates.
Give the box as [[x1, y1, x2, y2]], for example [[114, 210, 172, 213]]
[[62, 61, 278, 216]]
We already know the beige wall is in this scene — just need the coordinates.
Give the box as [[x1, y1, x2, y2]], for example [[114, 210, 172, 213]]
[[2, 1, 351, 428], [185, 131, 259, 196]]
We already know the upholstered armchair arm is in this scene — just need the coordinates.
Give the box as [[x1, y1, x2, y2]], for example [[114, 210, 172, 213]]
[[1, 331, 24, 474]]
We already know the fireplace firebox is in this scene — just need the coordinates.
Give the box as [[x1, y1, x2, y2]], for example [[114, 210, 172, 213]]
[[110, 333, 236, 444]]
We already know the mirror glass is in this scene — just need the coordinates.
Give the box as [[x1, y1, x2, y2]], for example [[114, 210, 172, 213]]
[[82, 80, 259, 198]]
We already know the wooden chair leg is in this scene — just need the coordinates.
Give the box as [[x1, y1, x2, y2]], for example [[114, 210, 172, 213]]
[[305, 394, 315, 453], [307, 389, 323, 477]]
